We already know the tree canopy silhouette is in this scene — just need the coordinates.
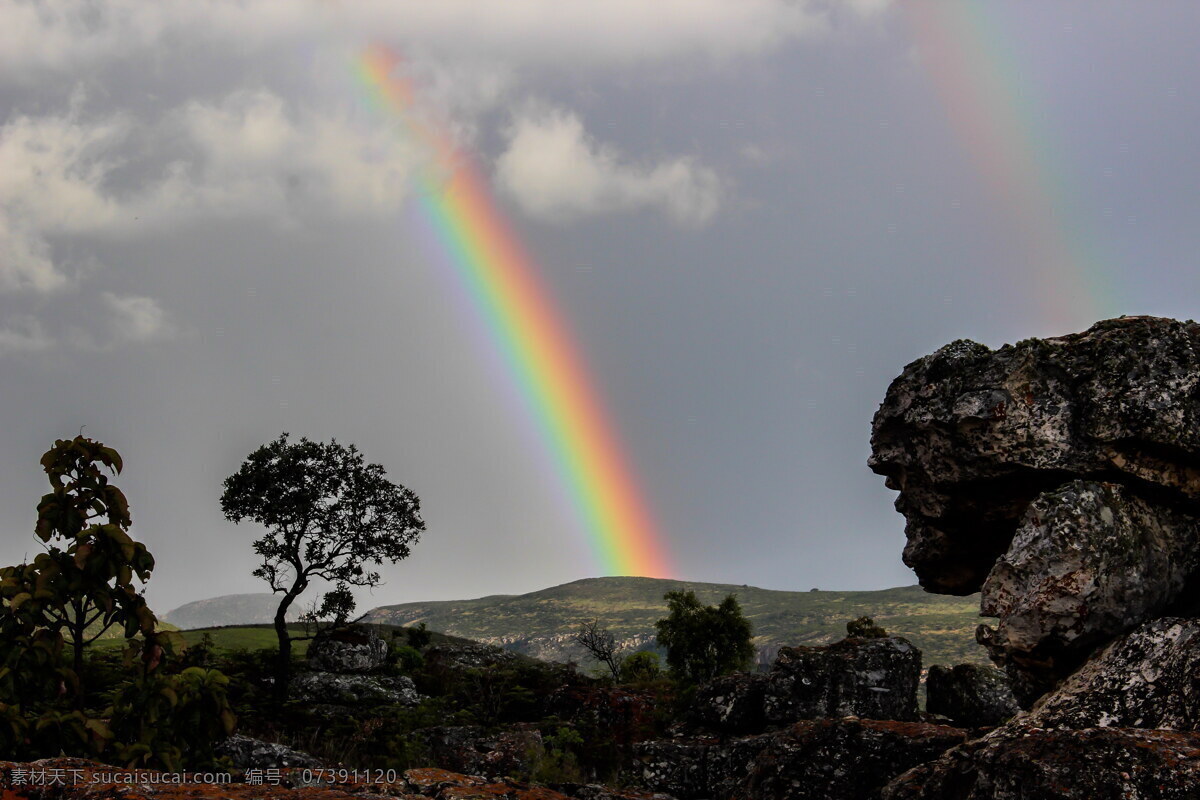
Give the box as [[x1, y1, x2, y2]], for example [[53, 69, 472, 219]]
[[220, 433, 424, 698]]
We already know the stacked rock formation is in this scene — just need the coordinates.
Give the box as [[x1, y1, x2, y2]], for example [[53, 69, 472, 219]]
[[870, 316, 1200, 797]]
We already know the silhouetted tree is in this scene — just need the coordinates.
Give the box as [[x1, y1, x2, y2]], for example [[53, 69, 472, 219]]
[[12, 436, 162, 705], [574, 619, 620, 681], [220, 433, 424, 699], [655, 590, 755, 684]]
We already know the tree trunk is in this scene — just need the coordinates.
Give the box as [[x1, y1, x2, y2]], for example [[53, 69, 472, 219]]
[[71, 600, 85, 710], [273, 579, 306, 702]]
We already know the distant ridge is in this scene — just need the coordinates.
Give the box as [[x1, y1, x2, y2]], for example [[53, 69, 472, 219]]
[[162, 593, 301, 629], [363, 576, 989, 669]]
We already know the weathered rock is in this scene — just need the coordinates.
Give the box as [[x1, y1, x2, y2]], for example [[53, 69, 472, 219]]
[[883, 725, 1200, 799], [924, 664, 1018, 729], [547, 685, 657, 745], [414, 724, 544, 780], [869, 316, 1200, 596], [1025, 617, 1200, 730], [690, 672, 768, 735], [870, 317, 1200, 701], [765, 636, 922, 725], [689, 636, 921, 735], [306, 626, 389, 673], [289, 670, 421, 706], [976, 480, 1200, 702], [424, 642, 525, 671], [215, 733, 323, 769], [635, 719, 967, 800]]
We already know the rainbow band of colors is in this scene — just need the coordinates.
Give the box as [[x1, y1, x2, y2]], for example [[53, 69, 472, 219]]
[[357, 44, 670, 577], [903, 1, 1114, 325]]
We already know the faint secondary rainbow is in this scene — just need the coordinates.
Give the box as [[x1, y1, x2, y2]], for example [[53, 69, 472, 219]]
[[356, 44, 670, 578], [903, 1, 1118, 328]]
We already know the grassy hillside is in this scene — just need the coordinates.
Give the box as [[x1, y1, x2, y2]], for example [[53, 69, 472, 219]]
[[162, 593, 302, 629], [364, 577, 990, 668], [95, 622, 475, 654]]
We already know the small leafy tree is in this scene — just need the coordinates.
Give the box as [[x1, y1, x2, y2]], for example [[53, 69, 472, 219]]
[[8, 436, 160, 705], [574, 619, 620, 681], [654, 590, 755, 684], [846, 616, 888, 638], [0, 435, 233, 766], [220, 433, 425, 699]]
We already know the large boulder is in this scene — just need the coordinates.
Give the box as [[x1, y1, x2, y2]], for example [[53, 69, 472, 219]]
[[636, 719, 967, 800], [290, 671, 421, 706], [883, 725, 1200, 799], [691, 636, 922, 735], [976, 480, 1200, 703], [869, 317, 1200, 701], [1025, 617, 1200, 730], [925, 664, 1018, 729], [306, 626, 389, 673], [215, 734, 323, 769], [870, 316, 1200, 595], [689, 636, 921, 735], [413, 724, 544, 780]]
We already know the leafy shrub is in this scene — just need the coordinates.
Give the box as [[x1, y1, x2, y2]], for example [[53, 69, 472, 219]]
[[846, 616, 888, 638]]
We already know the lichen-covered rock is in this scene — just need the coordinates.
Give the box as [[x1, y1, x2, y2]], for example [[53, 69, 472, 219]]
[[924, 664, 1018, 729], [289, 670, 421, 706], [976, 480, 1200, 703], [883, 725, 1200, 799], [215, 733, 323, 769], [765, 637, 922, 725], [306, 626, 389, 673], [688, 636, 921, 735], [1024, 617, 1200, 730], [869, 316, 1200, 596], [689, 672, 767, 734], [870, 316, 1200, 702], [414, 724, 544, 780], [635, 719, 967, 800], [547, 686, 656, 746], [698, 638, 922, 734], [424, 642, 524, 671]]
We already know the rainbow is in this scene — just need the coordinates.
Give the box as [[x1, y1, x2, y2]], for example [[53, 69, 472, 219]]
[[356, 44, 670, 577], [903, 1, 1117, 328]]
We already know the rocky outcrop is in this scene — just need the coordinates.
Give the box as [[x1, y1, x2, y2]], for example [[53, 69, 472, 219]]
[[306, 626, 389, 673], [1024, 617, 1200, 730], [869, 316, 1200, 700], [414, 725, 544, 780], [636, 719, 967, 800], [883, 725, 1200, 800], [289, 670, 421, 707], [691, 636, 921, 735], [924, 664, 1018, 729], [215, 734, 322, 770], [425, 642, 526, 671]]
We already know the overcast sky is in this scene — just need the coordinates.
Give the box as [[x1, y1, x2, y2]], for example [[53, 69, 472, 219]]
[[3, 1, 1199, 614]]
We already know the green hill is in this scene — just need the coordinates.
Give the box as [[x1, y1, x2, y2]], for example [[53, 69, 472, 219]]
[[363, 577, 990, 669]]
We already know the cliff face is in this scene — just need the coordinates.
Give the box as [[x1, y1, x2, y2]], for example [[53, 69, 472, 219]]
[[870, 316, 1200, 701], [871, 316, 1200, 798]]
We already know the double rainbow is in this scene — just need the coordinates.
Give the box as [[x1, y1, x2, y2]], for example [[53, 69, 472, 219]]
[[904, 1, 1118, 327], [357, 45, 670, 577]]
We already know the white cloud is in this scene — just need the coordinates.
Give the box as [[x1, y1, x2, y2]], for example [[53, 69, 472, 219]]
[[0, 109, 129, 291], [0, 90, 421, 293], [0, 316, 53, 354], [101, 292, 174, 344], [0, 0, 845, 80], [496, 107, 721, 226]]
